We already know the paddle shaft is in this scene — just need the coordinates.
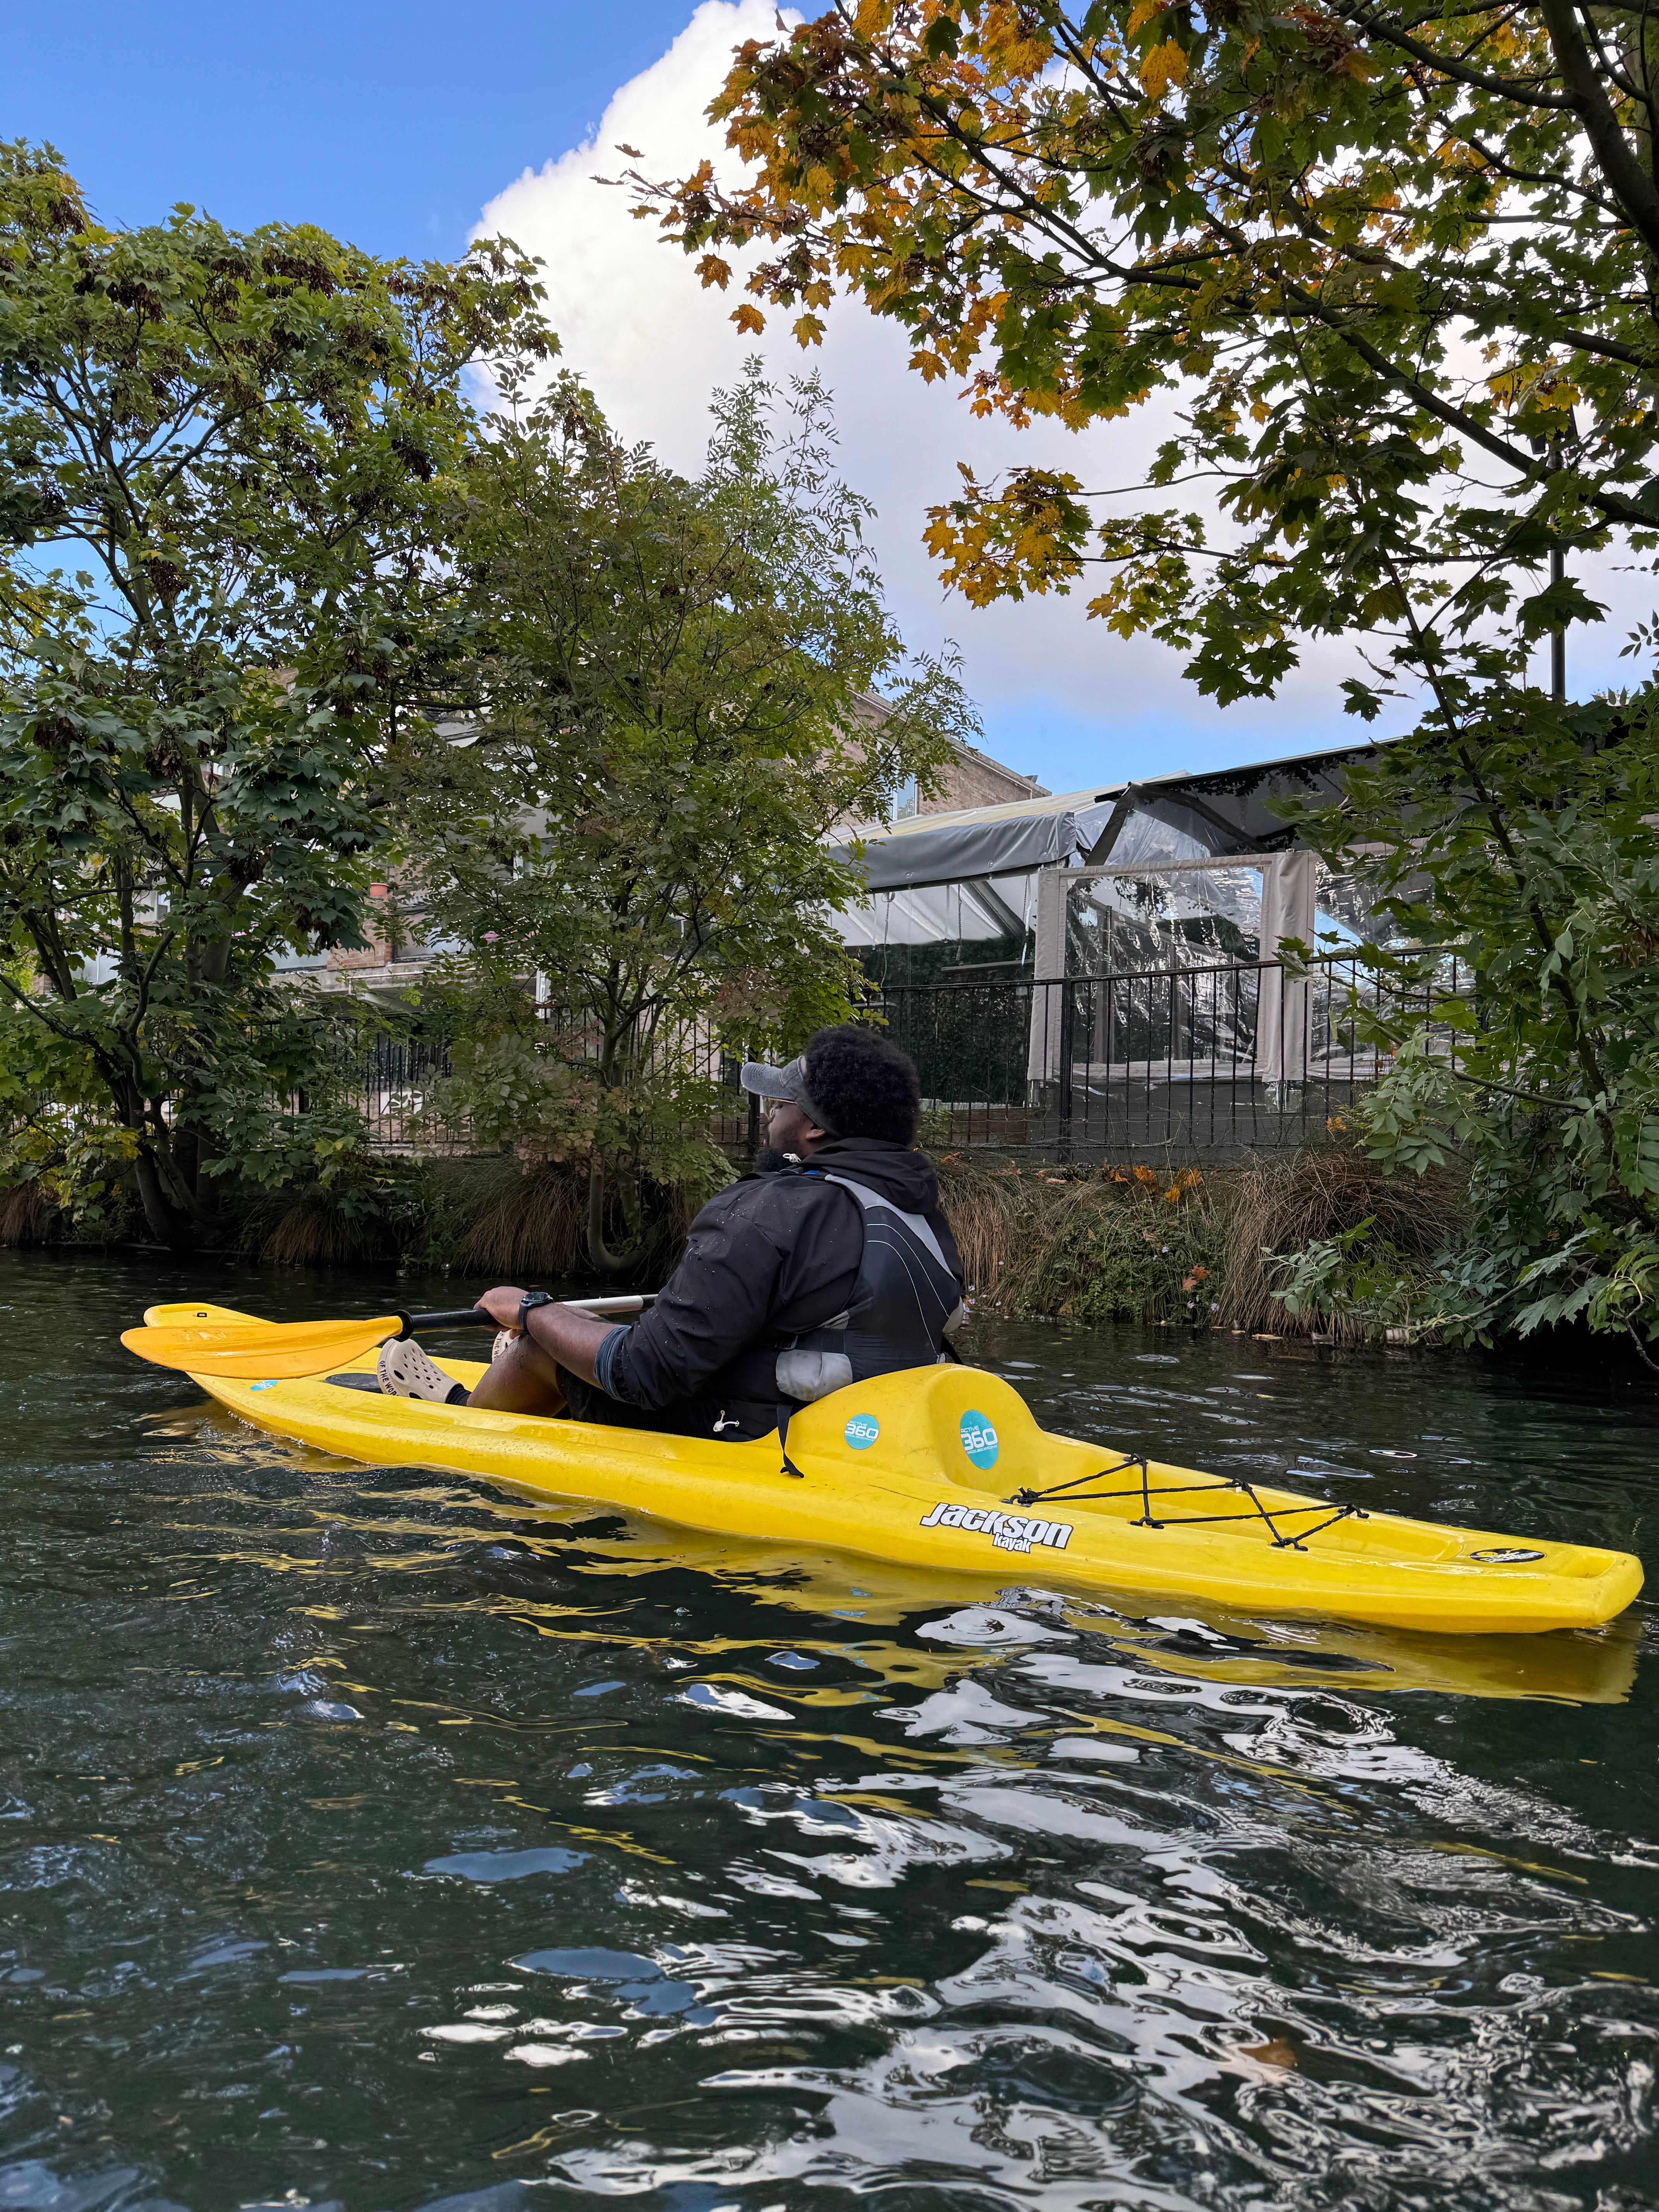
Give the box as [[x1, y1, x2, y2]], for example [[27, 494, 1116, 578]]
[[395, 1295, 655, 1338]]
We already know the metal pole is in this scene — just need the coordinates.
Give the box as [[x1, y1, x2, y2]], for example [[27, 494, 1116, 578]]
[[1542, 425, 1569, 703]]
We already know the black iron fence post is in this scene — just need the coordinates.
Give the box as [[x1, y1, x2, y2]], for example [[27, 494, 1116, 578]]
[[1066, 977, 1079, 1168]]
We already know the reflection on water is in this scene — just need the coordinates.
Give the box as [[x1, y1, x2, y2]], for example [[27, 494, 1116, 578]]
[[2, 1251, 1656, 2211]]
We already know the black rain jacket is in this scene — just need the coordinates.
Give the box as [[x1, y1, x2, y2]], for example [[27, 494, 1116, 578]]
[[584, 1139, 961, 1434]]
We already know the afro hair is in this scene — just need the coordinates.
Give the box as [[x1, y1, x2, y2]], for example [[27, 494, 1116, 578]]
[[803, 1024, 921, 1145]]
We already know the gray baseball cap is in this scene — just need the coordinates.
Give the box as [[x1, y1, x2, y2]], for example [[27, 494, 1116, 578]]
[[738, 1054, 838, 1134]]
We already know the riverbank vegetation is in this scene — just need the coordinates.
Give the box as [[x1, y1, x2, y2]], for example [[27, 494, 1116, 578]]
[[0, 1124, 1467, 1348]]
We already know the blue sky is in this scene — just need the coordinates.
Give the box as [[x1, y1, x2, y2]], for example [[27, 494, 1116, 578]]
[[8, 2, 690, 258], [7, 2, 1409, 791]]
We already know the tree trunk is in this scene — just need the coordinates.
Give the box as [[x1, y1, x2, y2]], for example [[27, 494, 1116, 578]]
[[586, 1160, 642, 1276], [131, 1147, 197, 1250], [173, 1122, 200, 1199], [173, 1117, 220, 1219]]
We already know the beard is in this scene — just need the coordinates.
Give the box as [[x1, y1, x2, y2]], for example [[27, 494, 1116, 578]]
[[752, 1146, 788, 1175]]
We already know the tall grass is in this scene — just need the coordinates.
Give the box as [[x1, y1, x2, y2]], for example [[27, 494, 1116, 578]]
[[938, 1155, 1225, 1327], [1219, 1146, 1462, 1340], [0, 1182, 60, 1248], [456, 1163, 698, 1283], [457, 1164, 589, 1279], [936, 1144, 1460, 1340]]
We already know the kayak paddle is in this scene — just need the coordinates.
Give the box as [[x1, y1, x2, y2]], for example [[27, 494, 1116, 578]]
[[121, 1295, 653, 1381]]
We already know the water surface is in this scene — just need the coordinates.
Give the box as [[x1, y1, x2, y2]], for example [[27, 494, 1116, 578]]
[[3, 1251, 1657, 2211]]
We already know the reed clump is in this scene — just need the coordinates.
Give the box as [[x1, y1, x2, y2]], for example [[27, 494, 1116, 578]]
[[259, 1197, 390, 1268], [0, 1180, 61, 1247], [1219, 1144, 1462, 1341], [457, 1163, 589, 1278], [456, 1161, 697, 1282], [937, 1154, 1225, 1327]]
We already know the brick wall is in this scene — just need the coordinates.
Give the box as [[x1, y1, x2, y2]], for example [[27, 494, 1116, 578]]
[[327, 883, 394, 974], [924, 742, 1048, 815]]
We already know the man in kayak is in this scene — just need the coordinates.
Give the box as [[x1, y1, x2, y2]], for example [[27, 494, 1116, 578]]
[[377, 1023, 965, 1438]]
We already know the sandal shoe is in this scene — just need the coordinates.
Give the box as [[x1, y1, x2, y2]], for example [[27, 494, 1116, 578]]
[[492, 1329, 517, 1365], [378, 1338, 468, 1405]]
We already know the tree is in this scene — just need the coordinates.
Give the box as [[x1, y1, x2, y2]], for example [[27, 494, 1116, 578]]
[[0, 142, 547, 1246], [1264, 699, 1659, 1358], [641, 0, 1657, 696], [635, 2, 1659, 1352], [397, 360, 975, 1270]]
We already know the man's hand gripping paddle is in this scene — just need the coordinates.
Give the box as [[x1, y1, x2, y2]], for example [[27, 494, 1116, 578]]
[[121, 1297, 652, 1381]]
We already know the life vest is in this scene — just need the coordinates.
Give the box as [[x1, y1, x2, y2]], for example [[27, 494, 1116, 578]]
[[762, 1170, 967, 1405]]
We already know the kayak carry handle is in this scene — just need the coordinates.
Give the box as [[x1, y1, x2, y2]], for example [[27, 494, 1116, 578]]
[[394, 1294, 656, 1339]]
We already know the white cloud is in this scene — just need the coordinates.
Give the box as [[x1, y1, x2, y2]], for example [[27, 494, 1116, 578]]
[[481, 3, 783, 477], [476, 4, 1648, 792]]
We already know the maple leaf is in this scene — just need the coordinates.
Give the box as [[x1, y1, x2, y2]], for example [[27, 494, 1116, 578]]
[[1139, 38, 1187, 98]]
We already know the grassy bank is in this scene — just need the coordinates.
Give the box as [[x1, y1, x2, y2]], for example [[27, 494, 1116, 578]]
[[935, 1148, 1457, 1338], [0, 1141, 1460, 1343]]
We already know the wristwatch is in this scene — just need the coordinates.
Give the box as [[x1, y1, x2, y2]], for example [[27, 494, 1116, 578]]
[[516, 1290, 556, 1337]]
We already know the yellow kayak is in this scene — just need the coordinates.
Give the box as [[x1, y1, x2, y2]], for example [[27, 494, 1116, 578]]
[[148, 1302, 1643, 1637]]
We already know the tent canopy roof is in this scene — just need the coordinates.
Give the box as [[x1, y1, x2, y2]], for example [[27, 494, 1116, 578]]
[[830, 785, 1122, 893], [829, 740, 1376, 893]]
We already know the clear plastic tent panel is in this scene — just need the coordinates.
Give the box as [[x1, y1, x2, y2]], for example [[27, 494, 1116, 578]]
[[1069, 864, 1267, 972], [838, 860, 1383, 965], [1101, 809, 1214, 868], [838, 872, 1039, 949], [1065, 867, 1391, 978]]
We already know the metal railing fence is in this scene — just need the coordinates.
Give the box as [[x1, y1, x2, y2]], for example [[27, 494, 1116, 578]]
[[352, 1034, 476, 1154], [343, 950, 1463, 1164], [881, 951, 1465, 1161], [0, 955, 1458, 1168]]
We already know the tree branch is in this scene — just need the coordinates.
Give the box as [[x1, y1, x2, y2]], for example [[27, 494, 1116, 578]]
[[1333, 2, 1576, 105], [1538, 0, 1659, 256]]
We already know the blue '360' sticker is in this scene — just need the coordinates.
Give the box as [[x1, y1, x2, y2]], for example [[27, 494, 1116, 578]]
[[844, 1414, 879, 1450], [959, 1410, 999, 1469]]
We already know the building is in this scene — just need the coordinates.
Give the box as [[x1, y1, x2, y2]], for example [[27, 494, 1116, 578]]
[[899, 738, 1048, 819]]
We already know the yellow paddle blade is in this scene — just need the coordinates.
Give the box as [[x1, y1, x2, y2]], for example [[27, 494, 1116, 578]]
[[120, 1314, 404, 1380]]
